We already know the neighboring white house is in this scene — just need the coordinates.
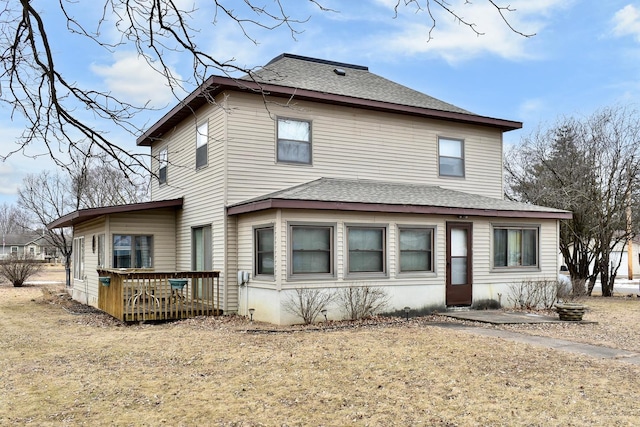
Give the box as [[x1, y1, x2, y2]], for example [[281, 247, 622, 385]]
[[49, 53, 571, 324]]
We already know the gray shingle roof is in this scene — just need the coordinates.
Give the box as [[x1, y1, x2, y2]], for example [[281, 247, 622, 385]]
[[229, 178, 571, 218], [245, 53, 473, 115]]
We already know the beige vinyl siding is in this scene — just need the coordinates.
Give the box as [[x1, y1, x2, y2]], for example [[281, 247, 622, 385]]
[[472, 218, 559, 285], [108, 209, 177, 271], [236, 209, 559, 294], [238, 210, 446, 288], [225, 92, 504, 204], [73, 218, 105, 307], [149, 96, 230, 308]]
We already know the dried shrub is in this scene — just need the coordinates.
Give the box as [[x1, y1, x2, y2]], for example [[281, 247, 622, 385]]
[[282, 288, 334, 325], [337, 285, 390, 320], [471, 299, 501, 310], [507, 279, 560, 310], [0, 253, 44, 287]]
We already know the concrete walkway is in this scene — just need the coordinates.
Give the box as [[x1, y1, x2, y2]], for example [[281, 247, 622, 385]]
[[433, 310, 640, 366]]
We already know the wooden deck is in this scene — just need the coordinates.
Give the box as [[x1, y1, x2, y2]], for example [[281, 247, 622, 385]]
[[97, 269, 221, 322]]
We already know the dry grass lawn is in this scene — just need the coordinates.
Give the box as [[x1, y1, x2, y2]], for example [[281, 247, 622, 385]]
[[2, 267, 640, 426]]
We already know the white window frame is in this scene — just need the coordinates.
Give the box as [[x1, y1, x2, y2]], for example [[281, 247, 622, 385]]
[[492, 224, 540, 270], [346, 224, 388, 278], [254, 225, 275, 279], [438, 137, 465, 178], [196, 121, 208, 169], [288, 223, 335, 279], [73, 237, 85, 281], [397, 226, 435, 274], [277, 117, 312, 165], [158, 147, 168, 184]]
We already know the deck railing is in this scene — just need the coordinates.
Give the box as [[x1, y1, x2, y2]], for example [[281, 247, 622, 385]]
[[97, 269, 221, 322]]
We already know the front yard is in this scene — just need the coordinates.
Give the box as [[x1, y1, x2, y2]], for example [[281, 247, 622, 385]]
[[1, 281, 640, 426]]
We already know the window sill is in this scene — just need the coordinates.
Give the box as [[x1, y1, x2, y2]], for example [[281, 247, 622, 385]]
[[345, 272, 389, 280], [253, 274, 275, 282], [286, 274, 335, 281], [396, 271, 437, 278], [491, 267, 540, 273]]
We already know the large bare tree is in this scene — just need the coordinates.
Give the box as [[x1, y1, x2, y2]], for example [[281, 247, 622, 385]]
[[18, 159, 149, 286], [506, 106, 640, 296], [0, 202, 29, 237], [1, 1, 531, 175]]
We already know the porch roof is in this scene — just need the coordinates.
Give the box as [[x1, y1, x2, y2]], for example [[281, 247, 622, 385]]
[[227, 178, 572, 220], [47, 198, 183, 229]]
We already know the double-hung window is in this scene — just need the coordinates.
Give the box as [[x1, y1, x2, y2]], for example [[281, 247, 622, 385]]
[[438, 137, 464, 177], [493, 226, 538, 268], [398, 227, 434, 273], [277, 118, 311, 164], [158, 147, 168, 184], [196, 121, 208, 169], [290, 224, 333, 276], [347, 226, 386, 275], [73, 237, 85, 280], [255, 226, 274, 276], [113, 235, 153, 268]]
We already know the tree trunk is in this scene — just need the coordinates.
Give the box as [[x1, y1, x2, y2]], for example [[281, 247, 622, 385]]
[[65, 253, 72, 288]]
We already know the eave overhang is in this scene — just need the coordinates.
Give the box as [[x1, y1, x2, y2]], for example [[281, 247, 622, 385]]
[[137, 76, 523, 146], [226, 198, 573, 220], [47, 198, 184, 229]]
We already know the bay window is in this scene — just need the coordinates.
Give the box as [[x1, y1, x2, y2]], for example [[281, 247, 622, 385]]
[[289, 224, 333, 276], [347, 226, 386, 275], [255, 226, 274, 276]]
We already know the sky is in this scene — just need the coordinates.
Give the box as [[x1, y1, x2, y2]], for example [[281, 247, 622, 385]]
[[1, 0, 640, 205]]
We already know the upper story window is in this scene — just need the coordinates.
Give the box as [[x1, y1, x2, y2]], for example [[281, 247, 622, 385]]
[[113, 235, 153, 269], [290, 224, 334, 277], [255, 226, 275, 277], [398, 227, 434, 273], [493, 226, 538, 269], [438, 137, 464, 177], [347, 226, 387, 276], [196, 121, 208, 169], [158, 147, 168, 184], [277, 118, 311, 164]]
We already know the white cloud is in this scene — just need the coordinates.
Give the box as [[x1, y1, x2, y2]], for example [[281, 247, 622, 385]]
[[365, 0, 568, 63], [612, 4, 640, 41], [91, 51, 182, 107], [518, 98, 546, 121]]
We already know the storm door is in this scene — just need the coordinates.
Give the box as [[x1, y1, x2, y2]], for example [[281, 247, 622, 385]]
[[446, 222, 472, 306]]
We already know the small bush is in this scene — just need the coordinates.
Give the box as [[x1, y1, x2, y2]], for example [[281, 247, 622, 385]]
[[0, 253, 44, 287], [336, 285, 390, 320], [471, 299, 501, 310], [382, 304, 446, 318], [507, 279, 559, 310], [282, 288, 334, 324]]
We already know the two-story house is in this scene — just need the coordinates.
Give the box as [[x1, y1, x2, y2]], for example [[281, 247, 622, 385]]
[[49, 53, 571, 324]]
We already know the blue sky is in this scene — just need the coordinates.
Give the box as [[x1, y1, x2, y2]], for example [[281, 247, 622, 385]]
[[1, 0, 640, 205]]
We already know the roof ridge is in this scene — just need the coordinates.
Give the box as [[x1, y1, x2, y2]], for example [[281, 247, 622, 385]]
[[265, 53, 368, 71]]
